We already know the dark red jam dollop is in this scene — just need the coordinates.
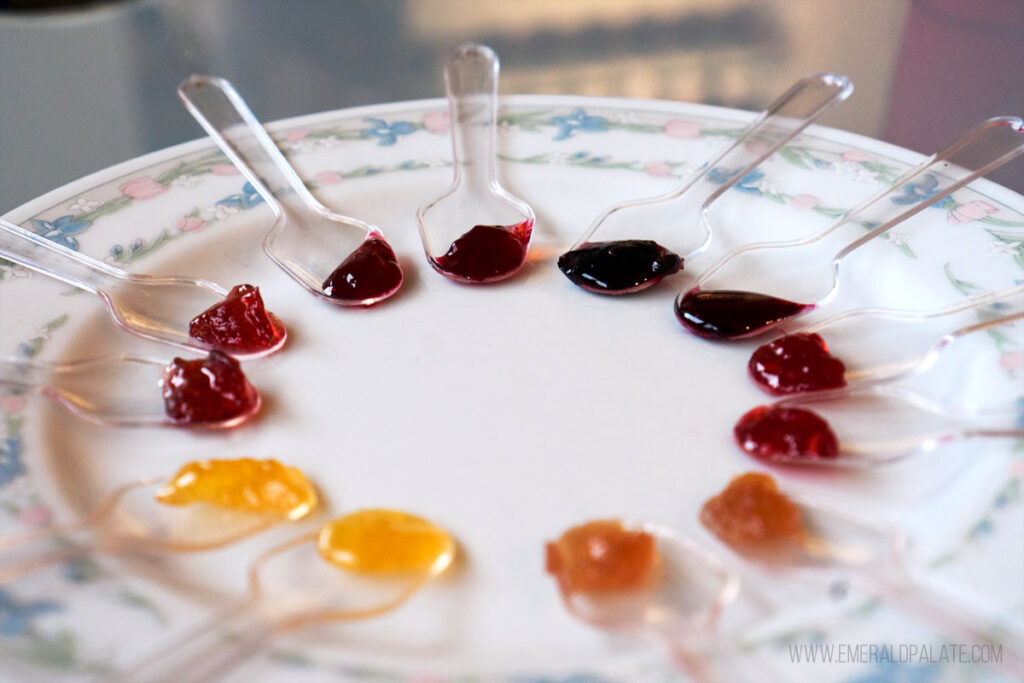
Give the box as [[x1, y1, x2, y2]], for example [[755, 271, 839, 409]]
[[557, 240, 682, 294], [432, 220, 532, 283], [675, 289, 812, 340], [734, 405, 839, 461], [321, 233, 403, 304], [749, 333, 847, 395], [188, 284, 286, 354], [161, 350, 260, 426]]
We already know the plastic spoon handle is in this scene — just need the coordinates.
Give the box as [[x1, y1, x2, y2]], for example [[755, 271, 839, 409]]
[[446, 44, 500, 195]]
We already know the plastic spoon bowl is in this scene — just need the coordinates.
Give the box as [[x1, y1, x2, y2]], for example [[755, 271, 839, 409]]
[[178, 76, 403, 306]]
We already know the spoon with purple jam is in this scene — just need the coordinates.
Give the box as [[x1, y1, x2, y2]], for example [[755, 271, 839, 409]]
[[417, 44, 535, 284], [676, 116, 1024, 340], [179, 76, 403, 306], [0, 218, 285, 358], [557, 73, 853, 295]]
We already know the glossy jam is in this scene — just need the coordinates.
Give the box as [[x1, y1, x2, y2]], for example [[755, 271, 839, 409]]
[[432, 220, 532, 283], [675, 289, 812, 340], [321, 233, 403, 304], [161, 350, 260, 426], [700, 472, 806, 553], [316, 509, 455, 574], [734, 405, 840, 461], [557, 240, 682, 294], [155, 458, 317, 520], [546, 519, 658, 593], [749, 333, 847, 395], [188, 284, 286, 354]]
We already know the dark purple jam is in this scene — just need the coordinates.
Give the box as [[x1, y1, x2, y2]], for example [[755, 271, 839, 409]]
[[557, 240, 682, 294], [734, 405, 839, 462], [748, 333, 847, 395], [321, 233, 403, 304], [432, 220, 532, 283], [675, 289, 812, 340]]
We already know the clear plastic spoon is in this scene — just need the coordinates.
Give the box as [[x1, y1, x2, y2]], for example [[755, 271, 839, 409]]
[[676, 116, 1024, 339], [178, 75, 403, 306], [0, 351, 260, 429], [556, 73, 853, 295], [417, 44, 536, 284], [701, 473, 1024, 672], [105, 509, 455, 683], [0, 218, 285, 358]]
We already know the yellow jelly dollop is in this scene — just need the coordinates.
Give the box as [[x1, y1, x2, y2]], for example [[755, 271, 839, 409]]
[[316, 509, 455, 575], [155, 458, 317, 520]]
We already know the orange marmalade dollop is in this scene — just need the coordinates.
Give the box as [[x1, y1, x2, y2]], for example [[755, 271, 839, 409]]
[[155, 458, 317, 520], [316, 509, 455, 574], [699, 472, 806, 555], [546, 519, 658, 593]]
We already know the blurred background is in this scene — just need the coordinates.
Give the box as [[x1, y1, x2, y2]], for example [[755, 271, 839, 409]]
[[0, 0, 1021, 211]]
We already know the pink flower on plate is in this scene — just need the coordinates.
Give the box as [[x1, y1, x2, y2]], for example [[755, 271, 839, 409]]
[[790, 193, 821, 210], [644, 161, 672, 177], [663, 119, 700, 139], [422, 110, 450, 135], [999, 349, 1024, 371], [210, 164, 241, 176], [0, 395, 26, 413], [17, 504, 52, 529], [948, 199, 999, 225], [315, 170, 344, 186], [841, 150, 876, 163], [119, 177, 168, 200], [744, 139, 772, 157], [174, 215, 207, 232], [282, 127, 311, 142]]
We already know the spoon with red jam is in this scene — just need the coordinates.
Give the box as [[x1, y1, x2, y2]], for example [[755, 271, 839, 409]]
[[557, 73, 854, 295], [179, 76, 403, 306], [417, 44, 535, 284], [0, 350, 260, 429], [701, 472, 1024, 672], [676, 116, 1024, 340], [0, 218, 285, 358]]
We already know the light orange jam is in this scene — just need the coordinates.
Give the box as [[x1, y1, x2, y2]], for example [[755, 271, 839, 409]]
[[155, 458, 317, 520], [546, 519, 658, 593], [700, 472, 806, 554], [316, 509, 455, 575]]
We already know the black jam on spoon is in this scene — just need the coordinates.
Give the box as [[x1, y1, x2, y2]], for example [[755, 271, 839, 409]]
[[675, 289, 812, 340], [321, 233, 404, 304], [432, 220, 532, 283], [557, 239, 682, 294]]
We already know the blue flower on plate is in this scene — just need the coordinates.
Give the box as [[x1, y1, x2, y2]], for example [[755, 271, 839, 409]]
[[361, 118, 416, 146], [0, 436, 25, 487], [890, 173, 939, 205], [0, 588, 60, 637], [28, 215, 92, 251], [550, 108, 608, 141], [216, 182, 264, 210]]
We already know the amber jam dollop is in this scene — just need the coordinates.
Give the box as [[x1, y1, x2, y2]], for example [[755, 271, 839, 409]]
[[748, 333, 847, 395], [675, 289, 812, 340], [160, 350, 259, 426], [155, 458, 317, 520], [321, 233, 403, 303], [546, 519, 658, 593], [188, 284, 286, 354], [700, 472, 807, 555], [734, 405, 840, 462], [316, 509, 455, 574], [432, 220, 532, 283], [557, 239, 682, 294]]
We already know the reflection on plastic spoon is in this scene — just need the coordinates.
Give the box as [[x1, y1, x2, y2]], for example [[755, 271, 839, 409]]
[[700, 473, 1024, 673], [0, 218, 286, 357], [106, 509, 455, 683], [557, 73, 853, 294], [178, 75, 403, 306], [0, 458, 316, 585], [0, 351, 260, 429], [417, 44, 535, 283], [676, 116, 1024, 339]]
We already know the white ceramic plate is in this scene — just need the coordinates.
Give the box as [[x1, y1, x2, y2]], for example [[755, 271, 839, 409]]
[[1, 95, 1022, 683]]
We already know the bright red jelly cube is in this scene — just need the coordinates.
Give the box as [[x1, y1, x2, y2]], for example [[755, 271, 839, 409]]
[[748, 333, 847, 395], [188, 284, 285, 354], [734, 405, 839, 461]]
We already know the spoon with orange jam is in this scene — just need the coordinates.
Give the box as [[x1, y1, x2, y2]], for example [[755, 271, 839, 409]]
[[107, 508, 455, 683], [546, 519, 770, 682], [701, 472, 1024, 673], [0, 458, 317, 585]]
